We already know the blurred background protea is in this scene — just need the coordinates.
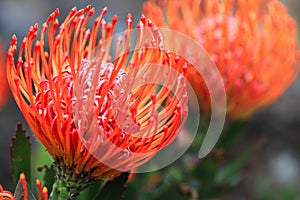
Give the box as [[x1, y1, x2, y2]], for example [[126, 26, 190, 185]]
[[143, 0, 299, 119]]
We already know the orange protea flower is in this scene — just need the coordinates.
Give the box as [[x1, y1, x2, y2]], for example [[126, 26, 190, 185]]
[[7, 5, 187, 196], [0, 173, 48, 200], [0, 185, 13, 200], [143, 0, 299, 119], [0, 41, 9, 110]]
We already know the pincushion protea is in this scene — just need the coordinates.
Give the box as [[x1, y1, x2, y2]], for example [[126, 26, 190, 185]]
[[0, 174, 48, 200], [143, 0, 299, 119], [7, 5, 188, 198], [0, 185, 14, 200], [0, 41, 9, 110]]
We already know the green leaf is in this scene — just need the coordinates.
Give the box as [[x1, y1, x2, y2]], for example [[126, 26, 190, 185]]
[[42, 164, 56, 195], [10, 122, 32, 186], [191, 156, 219, 182], [32, 141, 53, 180], [216, 121, 246, 150], [79, 180, 103, 199], [14, 179, 36, 200], [32, 142, 54, 194], [96, 172, 129, 200], [167, 167, 184, 182], [215, 146, 254, 184]]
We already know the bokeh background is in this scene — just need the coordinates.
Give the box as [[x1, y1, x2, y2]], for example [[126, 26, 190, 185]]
[[0, 0, 299, 199]]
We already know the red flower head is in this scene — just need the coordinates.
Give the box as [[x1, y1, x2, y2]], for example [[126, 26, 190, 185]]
[[143, 0, 299, 119], [7, 5, 188, 186], [0, 185, 13, 200], [0, 41, 9, 110]]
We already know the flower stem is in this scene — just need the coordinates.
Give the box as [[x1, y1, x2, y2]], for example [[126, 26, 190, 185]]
[[50, 160, 96, 200]]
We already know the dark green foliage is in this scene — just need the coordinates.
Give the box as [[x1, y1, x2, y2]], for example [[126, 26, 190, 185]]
[[10, 122, 32, 186], [96, 172, 129, 200]]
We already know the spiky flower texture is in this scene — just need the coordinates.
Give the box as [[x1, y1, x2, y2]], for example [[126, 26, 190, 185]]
[[7, 5, 188, 197], [144, 0, 299, 119]]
